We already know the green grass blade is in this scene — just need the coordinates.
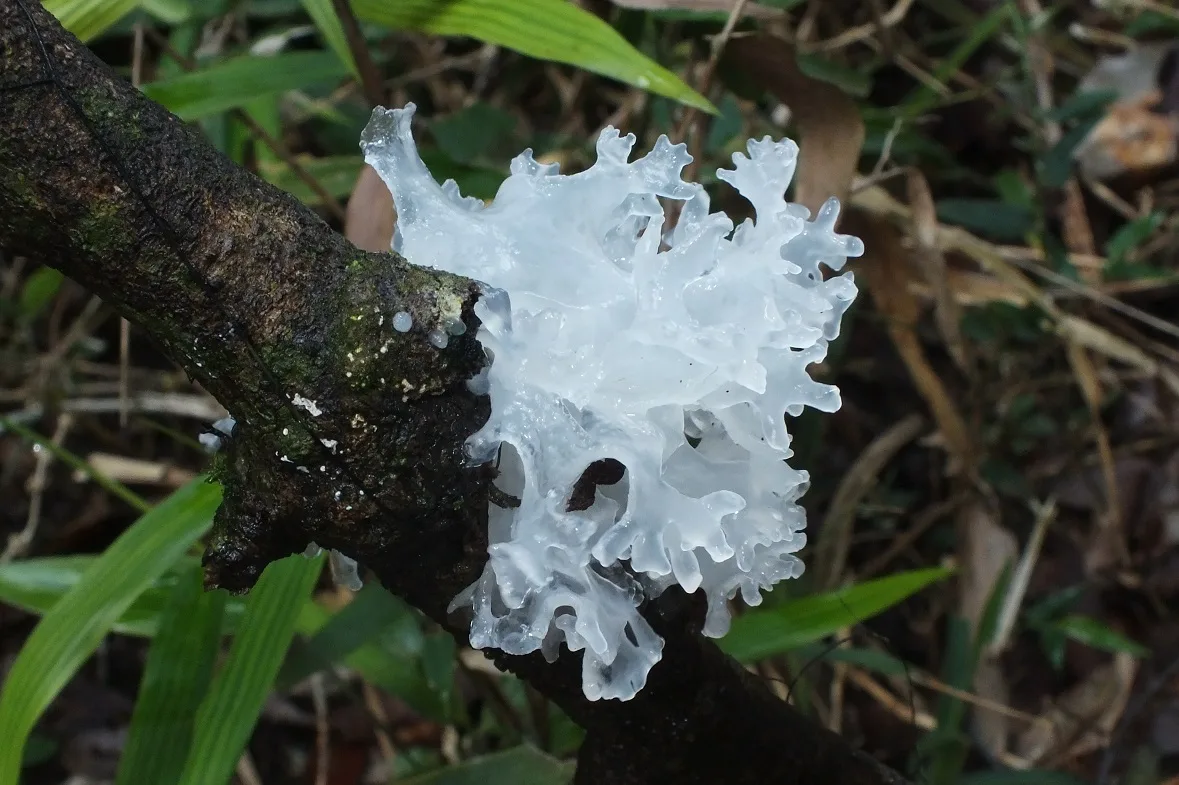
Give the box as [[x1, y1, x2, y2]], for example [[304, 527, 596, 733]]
[[720, 566, 954, 662], [44, 0, 138, 42], [281, 583, 451, 719], [115, 564, 227, 785], [399, 745, 575, 785], [17, 267, 64, 321], [291, 594, 448, 720], [1054, 614, 1150, 657], [352, 0, 715, 113], [279, 582, 413, 686], [300, 0, 360, 77], [899, 2, 1009, 119], [242, 96, 283, 167], [0, 415, 147, 511], [142, 51, 350, 120], [0, 556, 115, 612], [923, 615, 974, 784], [0, 555, 201, 638], [140, 0, 194, 25], [0, 478, 221, 785], [177, 554, 324, 785], [794, 643, 909, 677], [0, 554, 248, 638]]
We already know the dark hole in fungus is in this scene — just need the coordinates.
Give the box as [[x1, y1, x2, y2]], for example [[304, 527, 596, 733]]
[[566, 458, 626, 512]]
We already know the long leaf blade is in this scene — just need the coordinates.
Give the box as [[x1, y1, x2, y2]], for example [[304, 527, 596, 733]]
[[352, 0, 714, 112], [142, 51, 350, 120], [400, 745, 575, 785], [115, 564, 227, 785], [0, 415, 147, 511], [44, 0, 138, 42], [279, 582, 413, 686], [177, 554, 324, 785], [0, 478, 222, 785], [0, 555, 179, 638], [720, 566, 953, 662], [1055, 614, 1150, 657], [291, 593, 449, 720], [0, 554, 247, 638], [300, 0, 361, 77]]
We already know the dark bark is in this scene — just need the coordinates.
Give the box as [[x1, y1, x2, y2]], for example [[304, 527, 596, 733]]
[[0, 3, 912, 784]]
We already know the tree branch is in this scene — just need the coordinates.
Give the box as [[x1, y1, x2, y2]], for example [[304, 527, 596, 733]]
[[0, 3, 911, 784]]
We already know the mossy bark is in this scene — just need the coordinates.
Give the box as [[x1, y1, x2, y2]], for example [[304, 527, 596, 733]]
[[0, 3, 910, 784]]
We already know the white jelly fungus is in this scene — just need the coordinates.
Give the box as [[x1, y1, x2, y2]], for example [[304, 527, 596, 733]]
[[362, 104, 862, 702], [291, 394, 323, 417], [200, 415, 236, 452]]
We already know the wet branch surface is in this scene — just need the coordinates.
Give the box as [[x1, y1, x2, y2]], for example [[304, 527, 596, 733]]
[[0, 2, 910, 783]]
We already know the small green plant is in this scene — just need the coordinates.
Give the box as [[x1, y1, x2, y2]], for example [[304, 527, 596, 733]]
[[1024, 585, 1150, 670]]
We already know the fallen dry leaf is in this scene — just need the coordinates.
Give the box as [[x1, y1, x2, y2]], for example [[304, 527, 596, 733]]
[[1065, 341, 1127, 572], [345, 163, 397, 253], [907, 170, 970, 374], [1016, 651, 1138, 765], [852, 182, 1179, 397], [958, 499, 1019, 762], [907, 269, 1030, 307], [1074, 43, 1179, 180], [1055, 314, 1179, 399], [723, 33, 864, 213], [973, 657, 1015, 762], [959, 500, 1018, 633], [851, 183, 1046, 307]]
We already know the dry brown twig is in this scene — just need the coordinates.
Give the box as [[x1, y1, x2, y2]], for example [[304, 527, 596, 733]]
[[999, 252, 1179, 341], [812, 0, 916, 52], [812, 414, 927, 590], [79, 453, 197, 488], [310, 673, 330, 785], [850, 212, 976, 475], [828, 626, 851, 733], [859, 494, 965, 579], [851, 184, 1179, 398], [330, 0, 385, 107], [988, 498, 1056, 655], [1015, 0, 1122, 543], [235, 753, 263, 785], [4, 393, 224, 426], [906, 169, 972, 375], [362, 682, 398, 766], [672, 0, 750, 189], [1, 413, 73, 563]]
